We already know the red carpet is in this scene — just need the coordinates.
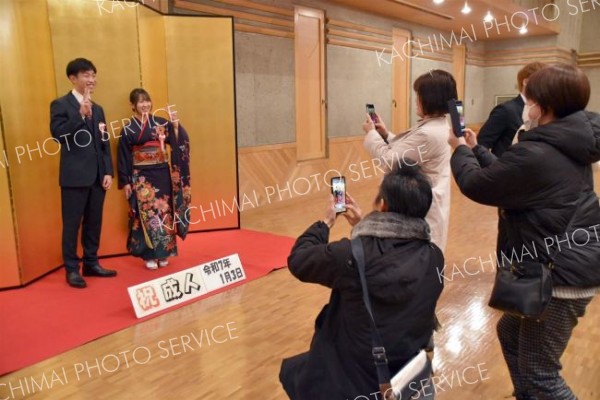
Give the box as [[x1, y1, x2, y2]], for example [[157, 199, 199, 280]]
[[0, 229, 295, 376]]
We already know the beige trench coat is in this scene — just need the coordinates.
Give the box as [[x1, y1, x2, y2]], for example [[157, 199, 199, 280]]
[[364, 116, 451, 251]]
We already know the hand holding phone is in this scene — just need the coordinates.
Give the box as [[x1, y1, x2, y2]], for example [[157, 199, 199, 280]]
[[331, 176, 346, 213], [342, 193, 362, 226], [366, 104, 379, 123], [448, 99, 465, 137]]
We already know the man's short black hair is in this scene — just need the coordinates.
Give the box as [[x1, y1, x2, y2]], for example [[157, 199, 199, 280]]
[[379, 159, 433, 218], [66, 58, 97, 77], [379, 161, 432, 219]]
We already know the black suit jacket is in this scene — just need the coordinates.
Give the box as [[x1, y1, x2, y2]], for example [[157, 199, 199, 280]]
[[50, 92, 113, 187], [477, 95, 524, 157]]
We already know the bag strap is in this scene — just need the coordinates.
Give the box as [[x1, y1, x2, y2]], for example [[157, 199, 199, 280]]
[[350, 237, 394, 398]]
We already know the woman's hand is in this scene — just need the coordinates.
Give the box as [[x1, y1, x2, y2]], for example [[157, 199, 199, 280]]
[[323, 195, 337, 228], [463, 128, 478, 149], [362, 113, 375, 134], [124, 184, 132, 200], [363, 113, 389, 141], [343, 193, 363, 226], [373, 112, 388, 140], [169, 109, 179, 129], [448, 128, 467, 150]]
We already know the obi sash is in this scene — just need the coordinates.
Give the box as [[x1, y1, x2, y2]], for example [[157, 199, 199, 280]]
[[132, 141, 169, 166]]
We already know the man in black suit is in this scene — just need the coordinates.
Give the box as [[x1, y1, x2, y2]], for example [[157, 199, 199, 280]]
[[50, 58, 117, 288], [476, 62, 547, 271], [477, 62, 546, 157]]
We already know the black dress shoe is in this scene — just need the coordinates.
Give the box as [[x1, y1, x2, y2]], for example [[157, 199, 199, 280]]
[[82, 264, 117, 277], [66, 272, 87, 288]]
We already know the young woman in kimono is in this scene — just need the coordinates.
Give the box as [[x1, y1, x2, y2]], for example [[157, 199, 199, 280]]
[[118, 88, 191, 270]]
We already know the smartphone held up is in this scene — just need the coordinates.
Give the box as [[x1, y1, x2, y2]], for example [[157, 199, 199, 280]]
[[331, 176, 346, 213], [447, 99, 465, 137], [366, 103, 378, 123]]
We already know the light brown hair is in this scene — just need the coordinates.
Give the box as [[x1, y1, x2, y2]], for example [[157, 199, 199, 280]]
[[517, 62, 546, 92]]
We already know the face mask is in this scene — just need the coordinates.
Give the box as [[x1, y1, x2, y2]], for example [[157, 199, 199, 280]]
[[522, 103, 539, 131], [523, 118, 539, 131]]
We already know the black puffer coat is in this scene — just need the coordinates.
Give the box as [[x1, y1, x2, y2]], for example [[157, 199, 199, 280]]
[[280, 218, 443, 400], [451, 110, 600, 287]]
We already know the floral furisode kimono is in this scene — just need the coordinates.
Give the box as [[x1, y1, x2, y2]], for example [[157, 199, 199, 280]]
[[117, 115, 191, 260]]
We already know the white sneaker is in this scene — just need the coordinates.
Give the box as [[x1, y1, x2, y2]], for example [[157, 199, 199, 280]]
[[158, 259, 169, 268], [145, 260, 158, 270]]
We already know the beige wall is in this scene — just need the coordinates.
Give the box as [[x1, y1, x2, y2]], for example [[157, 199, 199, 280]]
[[477, 2, 600, 124], [555, 1, 584, 51], [464, 65, 486, 124], [327, 45, 392, 138], [179, 0, 598, 142], [586, 68, 600, 113], [177, 0, 468, 145], [482, 66, 521, 118], [234, 32, 295, 146], [580, 8, 600, 52], [579, 7, 600, 114]]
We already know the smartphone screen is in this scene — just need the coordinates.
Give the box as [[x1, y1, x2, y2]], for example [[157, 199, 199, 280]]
[[448, 99, 465, 137], [366, 103, 378, 123], [331, 176, 346, 213]]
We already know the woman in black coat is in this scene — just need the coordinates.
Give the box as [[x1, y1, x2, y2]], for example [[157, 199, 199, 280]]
[[279, 162, 444, 400], [449, 63, 600, 400]]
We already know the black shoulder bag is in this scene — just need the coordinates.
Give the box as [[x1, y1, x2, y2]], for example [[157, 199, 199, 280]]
[[350, 238, 432, 400], [489, 198, 583, 320]]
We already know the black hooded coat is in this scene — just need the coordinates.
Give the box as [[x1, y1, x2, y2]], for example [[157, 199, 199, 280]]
[[451, 110, 600, 287]]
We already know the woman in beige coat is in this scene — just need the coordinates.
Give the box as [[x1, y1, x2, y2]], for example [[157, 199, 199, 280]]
[[362, 70, 457, 251]]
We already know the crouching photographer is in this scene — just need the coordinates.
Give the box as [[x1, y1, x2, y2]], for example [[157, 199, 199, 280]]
[[279, 161, 444, 400]]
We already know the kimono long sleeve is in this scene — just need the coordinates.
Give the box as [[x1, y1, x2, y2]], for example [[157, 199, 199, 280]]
[[170, 123, 191, 193], [117, 128, 133, 189], [168, 122, 191, 239]]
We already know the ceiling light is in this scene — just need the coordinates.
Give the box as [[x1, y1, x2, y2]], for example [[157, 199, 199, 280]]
[[519, 24, 528, 34], [483, 10, 493, 23], [461, 1, 471, 14]]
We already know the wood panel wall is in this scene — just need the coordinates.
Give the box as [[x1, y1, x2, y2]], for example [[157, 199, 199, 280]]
[[391, 28, 411, 132], [238, 137, 377, 207], [174, 0, 456, 64], [172, 0, 598, 208], [467, 46, 573, 67], [174, 0, 591, 70], [579, 52, 600, 68], [453, 45, 466, 101], [294, 6, 326, 161]]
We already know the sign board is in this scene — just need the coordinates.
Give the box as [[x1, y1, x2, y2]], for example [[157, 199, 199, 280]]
[[128, 254, 246, 318]]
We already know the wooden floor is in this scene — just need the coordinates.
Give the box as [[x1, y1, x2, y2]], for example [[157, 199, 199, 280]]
[[1, 174, 599, 400]]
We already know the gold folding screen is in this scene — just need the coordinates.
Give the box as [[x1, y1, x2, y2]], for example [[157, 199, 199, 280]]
[[164, 17, 238, 231], [0, 0, 61, 287], [48, 0, 141, 263], [0, 0, 238, 287], [0, 120, 20, 288]]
